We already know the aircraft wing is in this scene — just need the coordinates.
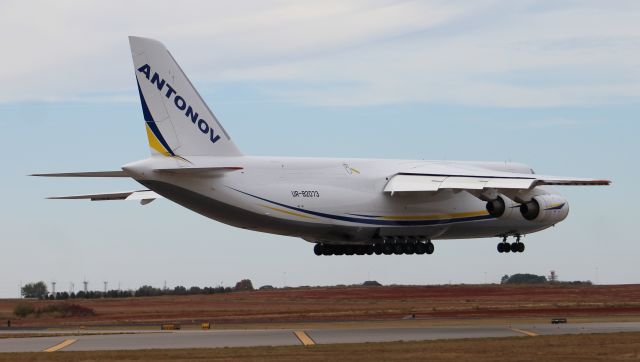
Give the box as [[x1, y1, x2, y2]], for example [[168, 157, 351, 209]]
[[47, 190, 162, 204], [384, 172, 611, 193]]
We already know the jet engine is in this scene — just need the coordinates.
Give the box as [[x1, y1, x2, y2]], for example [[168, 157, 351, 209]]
[[485, 194, 519, 219], [519, 195, 569, 223]]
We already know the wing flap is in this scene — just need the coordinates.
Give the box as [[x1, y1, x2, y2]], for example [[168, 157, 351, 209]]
[[47, 190, 162, 202], [439, 177, 488, 190], [383, 175, 445, 192], [385, 173, 610, 193]]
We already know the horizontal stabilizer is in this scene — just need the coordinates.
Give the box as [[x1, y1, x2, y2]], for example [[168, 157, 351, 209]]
[[31, 171, 128, 177], [154, 166, 243, 175], [47, 190, 162, 204]]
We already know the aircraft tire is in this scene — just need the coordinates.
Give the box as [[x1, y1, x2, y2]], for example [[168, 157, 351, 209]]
[[393, 243, 404, 255], [405, 243, 416, 255], [510, 242, 519, 253], [322, 245, 334, 256], [426, 242, 435, 255], [415, 242, 426, 255], [518, 242, 525, 253], [314, 244, 323, 256], [382, 244, 393, 255]]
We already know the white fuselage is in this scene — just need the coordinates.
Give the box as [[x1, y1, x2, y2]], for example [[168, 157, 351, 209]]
[[122, 156, 566, 245], [35, 37, 606, 256]]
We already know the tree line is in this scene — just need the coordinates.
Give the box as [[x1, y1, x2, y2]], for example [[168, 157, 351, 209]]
[[20, 279, 255, 300], [500, 273, 592, 285]]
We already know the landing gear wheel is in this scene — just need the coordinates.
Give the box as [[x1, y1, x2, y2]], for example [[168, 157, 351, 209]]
[[510, 242, 519, 253], [415, 242, 426, 255], [322, 245, 334, 256], [355, 246, 366, 255], [393, 243, 404, 255], [382, 243, 393, 255], [314, 244, 323, 256], [374, 244, 383, 255], [498, 243, 510, 253], [425, 242, 435, 255], [518, 242, 525, 253], [405, 243, 416, 255], [345, 246, 355, 256], [366, 246, 374, 255]]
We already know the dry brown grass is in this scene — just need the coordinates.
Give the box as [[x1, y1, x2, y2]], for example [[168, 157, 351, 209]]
[[2, 284, 640, 328], [0, 332, 133, 339], [0, 332, 639, 362]]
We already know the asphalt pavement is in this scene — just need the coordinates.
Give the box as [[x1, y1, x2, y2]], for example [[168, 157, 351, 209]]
[[0, 322, 638, 353]]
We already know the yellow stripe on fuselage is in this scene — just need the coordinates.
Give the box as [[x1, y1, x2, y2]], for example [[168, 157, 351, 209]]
[[146, 124, 171, 156], [380, 210, 489, 221], [262, 205, 317, 220]]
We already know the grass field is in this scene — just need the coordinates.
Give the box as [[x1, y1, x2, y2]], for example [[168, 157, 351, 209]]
[[0, 332, 638, 361], [0, 332, 133, 339], [2, 284, 640, 328]]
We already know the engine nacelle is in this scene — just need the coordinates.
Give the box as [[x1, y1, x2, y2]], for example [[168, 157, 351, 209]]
[[520, 194, 569, 224], [486, 194, 519, 219]]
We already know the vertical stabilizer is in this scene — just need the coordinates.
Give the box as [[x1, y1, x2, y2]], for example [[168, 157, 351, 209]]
[[129, 36, 242, 157]]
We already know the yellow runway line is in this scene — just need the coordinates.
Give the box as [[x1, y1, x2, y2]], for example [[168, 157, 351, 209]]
[[43, 339, 77, 352], [294, 331, 316, 346], [511, 328, 538, 337]]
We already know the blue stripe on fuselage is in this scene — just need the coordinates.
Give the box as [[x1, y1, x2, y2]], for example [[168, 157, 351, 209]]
[[228, 187, 494, 226]]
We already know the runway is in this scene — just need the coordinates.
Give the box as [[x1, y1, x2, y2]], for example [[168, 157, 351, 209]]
[[1, 322, 639, 353]]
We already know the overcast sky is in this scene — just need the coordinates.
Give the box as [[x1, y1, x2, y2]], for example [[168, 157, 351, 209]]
[[1, 1, 638, 297]]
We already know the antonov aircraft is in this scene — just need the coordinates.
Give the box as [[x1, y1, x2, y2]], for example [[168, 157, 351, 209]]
[[34, 37, 611, 256]]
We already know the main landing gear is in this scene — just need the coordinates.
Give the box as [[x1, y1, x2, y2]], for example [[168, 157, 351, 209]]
[[497, 235, 525, 253], [314, 238, 435, 256]]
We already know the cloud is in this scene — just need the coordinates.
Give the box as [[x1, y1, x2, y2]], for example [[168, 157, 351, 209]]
[[0, 0, 638, 107]]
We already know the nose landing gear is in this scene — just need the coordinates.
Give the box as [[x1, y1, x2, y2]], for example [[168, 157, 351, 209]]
[[497, 235, 525, 253]]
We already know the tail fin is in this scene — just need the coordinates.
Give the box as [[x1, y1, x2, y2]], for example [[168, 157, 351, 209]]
[[129, 36, 242, 157]]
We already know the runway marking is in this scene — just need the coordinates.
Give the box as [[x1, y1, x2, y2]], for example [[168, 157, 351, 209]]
[[510, 328, 538, 337], [294, 330, 316, 346], [43, 338, 77, 352]]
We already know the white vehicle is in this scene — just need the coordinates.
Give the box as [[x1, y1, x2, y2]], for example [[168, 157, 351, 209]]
[[34, 37, 611, 256]]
